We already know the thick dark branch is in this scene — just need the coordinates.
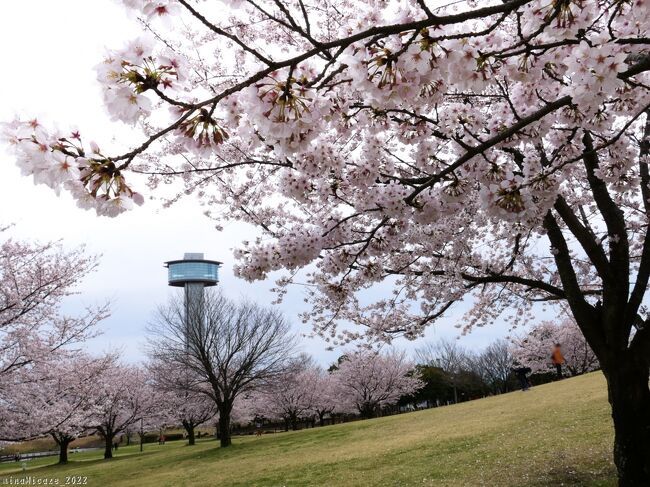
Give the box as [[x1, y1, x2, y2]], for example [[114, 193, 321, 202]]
[[462, 272, 566, 298], [618, 53, 650, 79], [416, 0, 434, 18], [630, 326, 650, 365], [543, 211, 590, 305], [543, 211, 607, 356], [582, 131, 630, 302], [554, 196, 611, 281], [386, 266, 567, 299]]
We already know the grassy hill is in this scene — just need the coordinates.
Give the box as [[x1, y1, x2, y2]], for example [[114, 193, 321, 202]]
[[0, 372, 616, 486]]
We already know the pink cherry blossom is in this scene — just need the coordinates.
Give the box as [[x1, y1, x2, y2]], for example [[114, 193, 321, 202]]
[[3, 1, 650, 481], [331, 350, 422, 418]]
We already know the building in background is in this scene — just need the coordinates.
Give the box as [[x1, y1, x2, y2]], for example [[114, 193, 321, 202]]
[[165, 253, 221, 339]]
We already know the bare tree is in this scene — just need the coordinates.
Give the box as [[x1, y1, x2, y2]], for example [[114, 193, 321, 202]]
[[147, 290, 295, 447], [415, 339, 468, 404], [469, 340, 514, 394]]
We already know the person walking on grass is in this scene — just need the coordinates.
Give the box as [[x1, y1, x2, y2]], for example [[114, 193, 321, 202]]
[[512, 363, 532, 391], [551, 343, 565, 380]]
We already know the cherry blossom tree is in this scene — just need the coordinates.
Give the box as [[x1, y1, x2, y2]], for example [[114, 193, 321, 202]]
[[256, 354, 319, 430], [88, 363, 158, 459], [0, 353, 116, 464], [511, 316, 599, 376], [0, 232, 108, 462], [0, 232, 103, 383], [147, 359, 217, 445], [332, 350, 422, 418], [310, 370, 339, 427], [147, 290, 295, 447], [2, 0, 650, 482]]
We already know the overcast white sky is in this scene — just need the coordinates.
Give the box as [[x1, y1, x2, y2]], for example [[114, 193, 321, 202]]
[[0, 1, 517, 366]]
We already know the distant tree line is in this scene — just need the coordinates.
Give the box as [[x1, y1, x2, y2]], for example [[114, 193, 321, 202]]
[[405, 317, 600, 409]]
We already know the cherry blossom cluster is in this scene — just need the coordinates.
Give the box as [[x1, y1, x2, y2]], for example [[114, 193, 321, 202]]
[[88, 363, 160, 458], [171, 106, 230, 156], [0, 353, 116, 459], [244, 350, 420, 424], [0, 232, 106, 389], [1, 119, 144, 216], [96, 36, 187, 125], [241, 68, 333, 156], [250, 355, 324, 427], [3, 0, 650, 346], [0, 231, 118, 460]]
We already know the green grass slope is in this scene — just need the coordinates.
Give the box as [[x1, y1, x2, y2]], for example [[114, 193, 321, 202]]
[[0, 372, 616, 487]]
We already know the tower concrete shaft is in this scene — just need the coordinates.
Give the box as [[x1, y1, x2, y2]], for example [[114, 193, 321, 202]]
[[184, 282, 205, 344]]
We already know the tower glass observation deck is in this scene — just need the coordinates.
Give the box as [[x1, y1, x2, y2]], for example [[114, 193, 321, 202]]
[[165, 253, 221, 287]]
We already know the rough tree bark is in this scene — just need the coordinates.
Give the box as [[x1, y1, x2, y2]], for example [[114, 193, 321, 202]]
[[52, 434, 73, 464], [217, 400, 233, 448], [601, 348, 650, 486], [99, 430, 115, 459], [218, 414, 231, 448], [182, 420, 196, 446]]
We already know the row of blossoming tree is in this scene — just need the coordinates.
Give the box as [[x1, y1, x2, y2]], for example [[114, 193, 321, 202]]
[[0, 227, 596, 466], [0, 228, 129, 463], [1, 0, 649, 482], [0, 246, 422, 463]]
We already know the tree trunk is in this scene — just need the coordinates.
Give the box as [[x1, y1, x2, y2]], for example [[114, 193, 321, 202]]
[[290, 414, 298, 431], [218, 414, 231, 447], [183, 421, 196, 446], [59, 437, 70, 464], [318, 412, 325, 427], [604, 360, 650, 486], [52, 434, 72, 464], [359, 403, 376, 419], [103, 433, 114, 459]]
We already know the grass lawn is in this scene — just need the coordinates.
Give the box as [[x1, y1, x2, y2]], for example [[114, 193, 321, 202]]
[[0, 372, 616, 486]]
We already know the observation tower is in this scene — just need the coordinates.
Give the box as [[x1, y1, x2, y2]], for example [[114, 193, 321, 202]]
[[165, 253, 221, 338]]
